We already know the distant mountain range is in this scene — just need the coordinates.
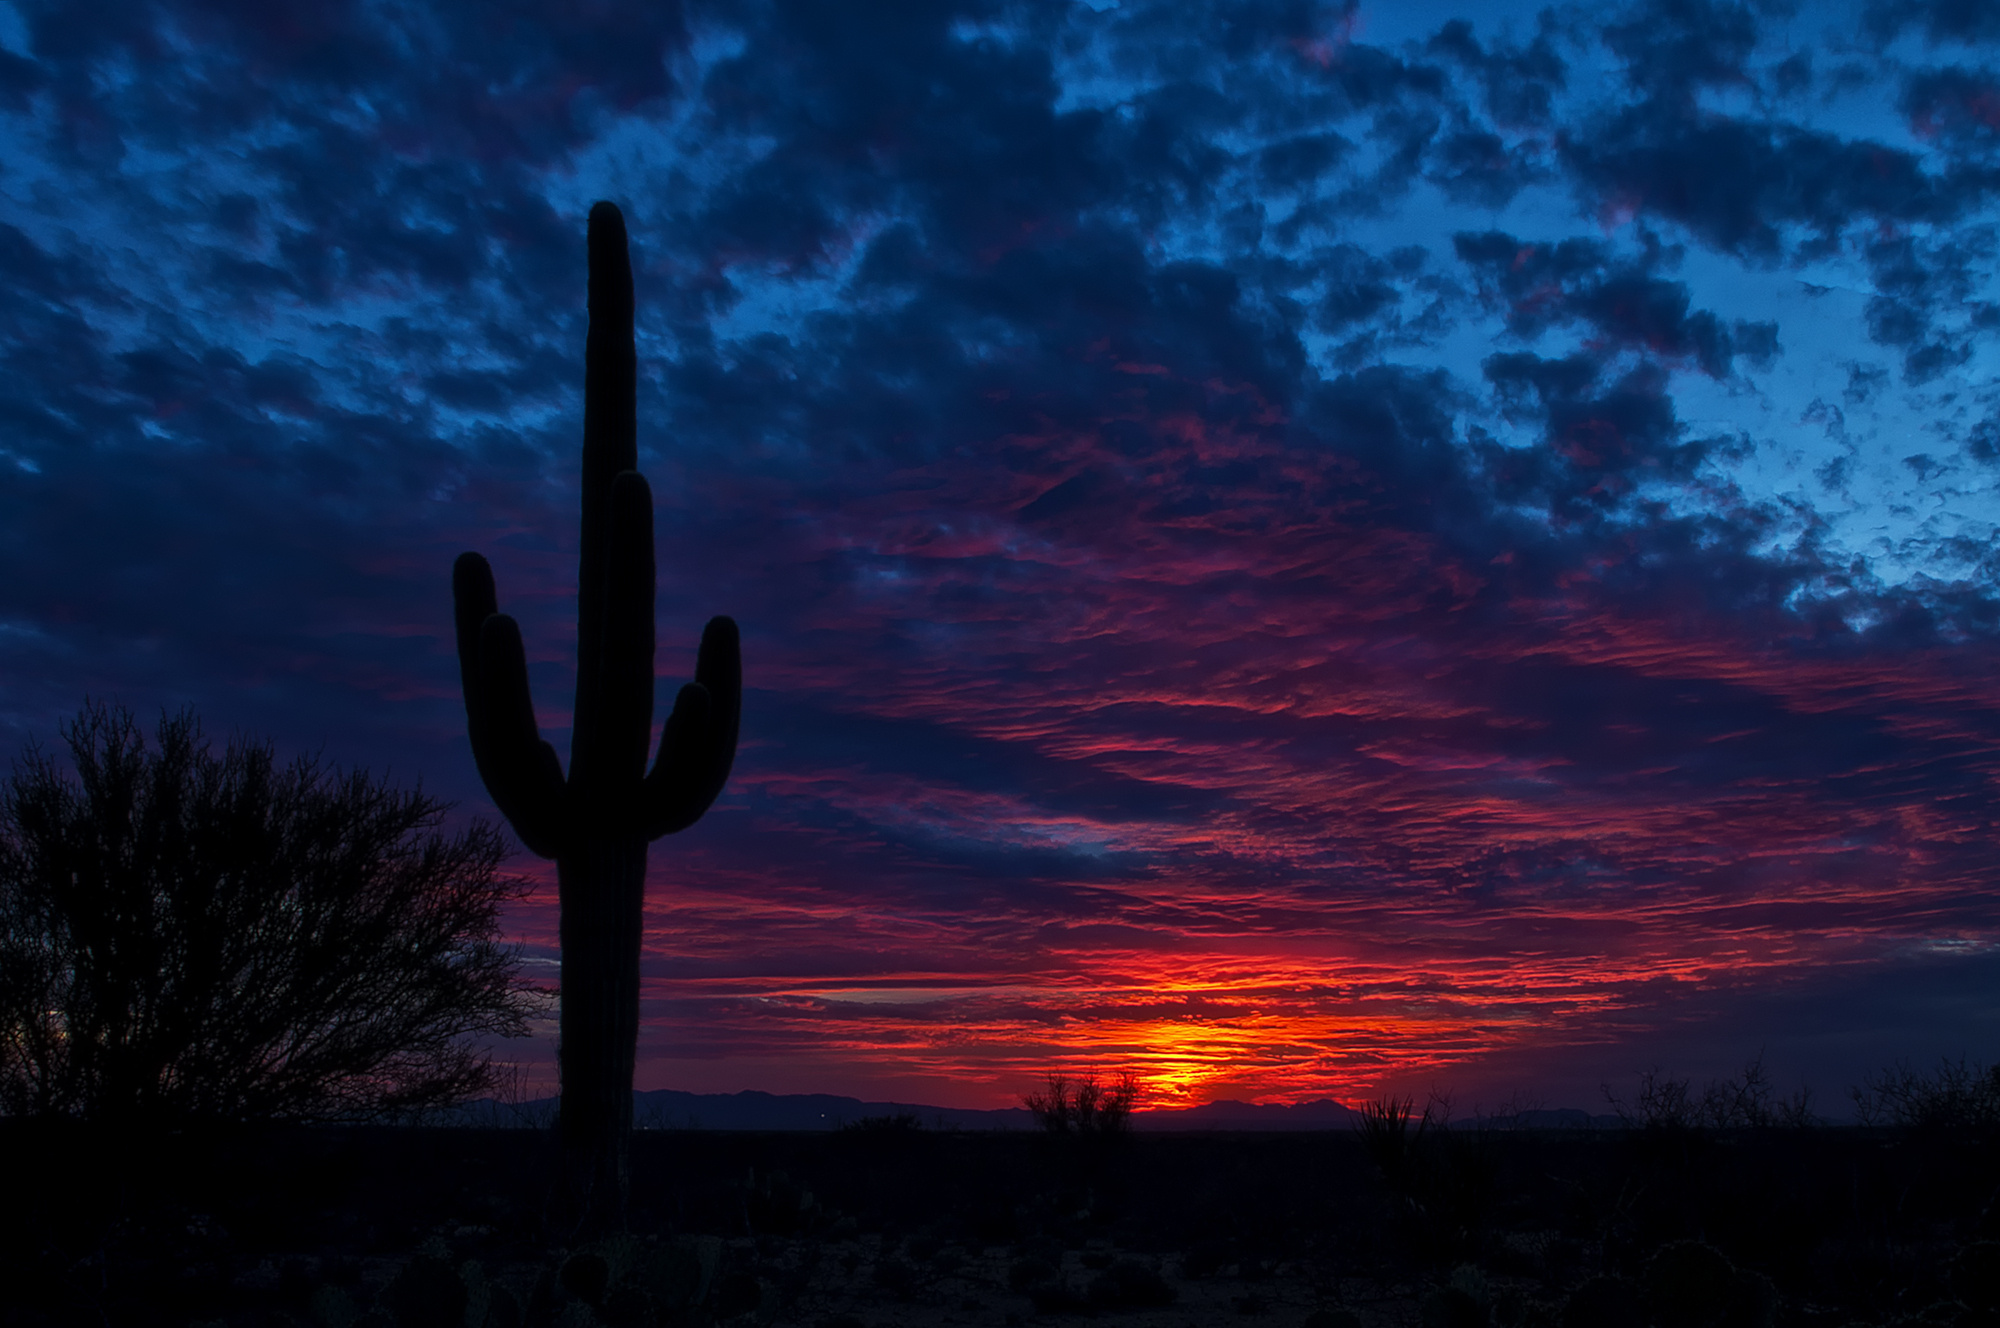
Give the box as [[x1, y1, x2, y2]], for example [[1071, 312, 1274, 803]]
[[413, 1089, 1626, 1132]]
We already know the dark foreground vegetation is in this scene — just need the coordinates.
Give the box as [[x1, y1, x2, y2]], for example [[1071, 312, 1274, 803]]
[[10, 1110, 2000, 1328]]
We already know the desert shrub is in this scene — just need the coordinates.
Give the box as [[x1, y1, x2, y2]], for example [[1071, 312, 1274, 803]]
[[1023, 1070, 1139, 1136], [1086, 1259, 1175, 1309], [381, 1250, 467, 1328], [556, 1250, 609, 1307], [1953, 1241, 2000, 1316], [1640, 1240, 1776, 1328], [1419, 1279, 1488, 1328], [741, 1167, 818, 1234], [1010, 1254, 1060, 1292], [1602, 1053, 1819, 1132], [1355, 1094, 1440, 1190], [1301, 1313, 1364, 1328], [1561, 1273, 1641, 1328], [1852, 1056, 2000, 1133], [0, 701, 550, 1126]]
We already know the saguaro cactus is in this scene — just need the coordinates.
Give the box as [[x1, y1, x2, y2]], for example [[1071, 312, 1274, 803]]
[[451, 201, 740, 1236]]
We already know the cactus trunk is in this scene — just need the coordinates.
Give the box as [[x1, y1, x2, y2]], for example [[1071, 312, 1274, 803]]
[[452, 201, 740, 1239], [556, 835, 647, 1223]]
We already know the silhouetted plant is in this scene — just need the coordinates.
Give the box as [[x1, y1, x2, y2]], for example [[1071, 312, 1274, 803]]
[[1641, 1240, 1776, 1328], [0, 700, 546, 1125], [1355, 1093, 1439, 1191], [1853, 1054, 2000, 1133], [1952, 1240, 2000, 1317], [1417, 1264, 1491, 1328], [1359, 1093, 1499, 1262], [1561, 1273, 1642, 1328], [382, 1247, 467, 1328], [451, 200, 741, 1237], [1085, 1259, 1176, 1310], [1603, 1053, 1819, 1132], [1023, 1070, 1139, 1136], [557, 1249, 610, 1307]]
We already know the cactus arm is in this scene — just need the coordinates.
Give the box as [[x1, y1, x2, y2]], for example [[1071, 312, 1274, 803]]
[[638, 616, 739, 838], [572, 201, 639, 799], [476, 613, 569, 857], [639, 682, 717, 838], [692, 614, 741, 804], [452, 551, 567, 858], [452, 550, 501, 732], [603, 470, 657, 792]]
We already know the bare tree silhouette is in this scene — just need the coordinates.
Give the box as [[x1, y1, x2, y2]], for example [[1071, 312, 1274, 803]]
[[1023, 1070, 1139, 1136], [0, 701, 548, 1127]]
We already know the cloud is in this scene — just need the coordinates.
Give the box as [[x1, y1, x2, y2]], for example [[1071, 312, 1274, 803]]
[[1865, 0, 2000, 47], [0, 0, 1996, 1111], [1453, 228, 1777, 377]]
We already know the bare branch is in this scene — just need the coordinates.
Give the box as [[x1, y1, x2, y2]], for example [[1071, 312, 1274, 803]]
[[0, 701, 549, 1127]]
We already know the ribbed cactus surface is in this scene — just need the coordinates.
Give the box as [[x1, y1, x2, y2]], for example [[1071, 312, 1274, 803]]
[[451, 201, 740, 1236]]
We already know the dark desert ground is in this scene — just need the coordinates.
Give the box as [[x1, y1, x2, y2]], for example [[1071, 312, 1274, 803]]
[[13, 1090, 2000, 1328]]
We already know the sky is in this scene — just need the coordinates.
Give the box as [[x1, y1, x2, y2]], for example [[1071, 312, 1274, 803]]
[[2, 0, 1999, 1121]]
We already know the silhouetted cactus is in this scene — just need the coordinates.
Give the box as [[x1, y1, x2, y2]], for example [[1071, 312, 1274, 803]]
[[452, 200, 741, 1237]]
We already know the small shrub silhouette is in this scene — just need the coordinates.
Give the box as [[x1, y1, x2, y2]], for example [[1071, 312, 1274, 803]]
[[1355, 1094, 1437, 1191], [557, 1250, 610, 1307], [1955, 1240, 2000, 1316], [1029, 1278, 1091, 1313], [1179, 1238, 1230, 1280], [742, 1166, 818, 1234], [636, 1234, 721, 1310], [457, 1259, 492, 1328], [482, 1284, 524, 1328], [1643, 1241, 1735, 1327], [1421, 1284, 1489, 1328], [872, 1254, 919, 1299], [596, 1281, 654, 1328], [1085, 1258, 1175, 1309], [1640, 1240, 1776, 1328], [1023, 1071, 1138, 1136], [1603, 1053, 1818, 1133], [310, 1284, 359, 1328], [381, 1250, 466, 1328], [1420, 1264, 1493, 1328], [523, 1268, 558, 1328], [1301, 1313, 1365, 1328], [1010, 1254, 1060, 1292], [1561, 1273, 1641, 1328], [713, 1269, 771, 1318]]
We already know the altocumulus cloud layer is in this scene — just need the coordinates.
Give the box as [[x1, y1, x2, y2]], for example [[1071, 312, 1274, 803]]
[[2, 0, 1998, 1114]]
